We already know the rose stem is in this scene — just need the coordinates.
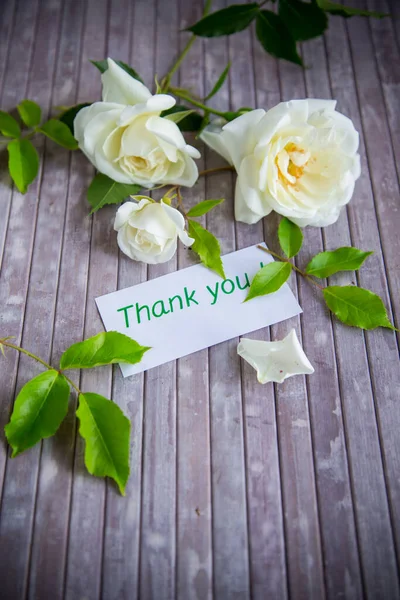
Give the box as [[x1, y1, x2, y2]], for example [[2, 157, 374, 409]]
[[256, 245, 324, 291], [0, 338, 81, 395]]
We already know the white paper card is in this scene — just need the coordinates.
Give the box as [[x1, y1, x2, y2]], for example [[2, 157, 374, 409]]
[[96, 243, 302, 377]]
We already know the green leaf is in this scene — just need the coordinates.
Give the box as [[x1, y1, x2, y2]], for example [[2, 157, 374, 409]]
[[7, 138, 39, 194], [316, 0, 388, 18], [323, 286, 396, 330], [5, 370, 70, 457], [187, 198, 224, 217], [90, 59, 144, 84], [164, 109, 195, 124], [278, 217, 303, 258], [160, 105, 203, 132], [279, 0, 328, 41], [188, 220, 225, 279], [17, 100, 42, 127], [60, 331, 151, 370], [38, 119, 78, 150], [186, 3, 259, 37], [0, 110, 21, 138], [306, 247, 373, 278], [245, 262, 292, 302], [87, 173, 142, 213], [205, 63, 231, 101], [256, 10, 303, 66], [76, 392, 130, 495], [59, 103, 91, 134]]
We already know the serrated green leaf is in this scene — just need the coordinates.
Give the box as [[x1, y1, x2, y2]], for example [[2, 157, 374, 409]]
[[186, 3, 259, 37], [256, 10, 303, 66], [306, 247, 373, 278], [87, 173, 141, 214], [187, 198, 224, 217], [323, 286, 396, 330], [76, 392, 130, 494], [0, 111, 20, 138], [279, 0, 328, 41], [38, 119, 78, 149], [5, 370, 70, 457], [245, 261, 292, 302], [60, 331, 151, 370], [59, 103, 91, 134], [188, 220, 225, 278], [278, 217, 303, 258], [205, 63, 231, 101], [90, 59, 144, 84], [7, 138, 39, 194], [316, 0, 388, 18], [17, 100, 42, 127], [160, 105, 203, 132]]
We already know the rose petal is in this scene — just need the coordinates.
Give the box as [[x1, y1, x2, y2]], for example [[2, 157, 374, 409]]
[[237, 330, 314, 384], [101, 58, 152, 105]]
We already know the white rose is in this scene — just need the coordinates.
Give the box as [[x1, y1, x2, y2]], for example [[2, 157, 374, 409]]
[[201, 99, 361, 227], [114, 197, 194, 264], [74, 58, 200, 188]]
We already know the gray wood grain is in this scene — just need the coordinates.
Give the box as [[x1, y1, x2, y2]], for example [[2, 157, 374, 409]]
[[266, 55, 325, 600], [0, 1, 66, 598], [204, 3, 251, 598], [175, 3, 213, 600], [101, 1, 147, 598], [325, 6, 400, 597], [138, 1, 179, 598], [301, 35, 364, 600], [0, 1, 399, 599], [63, 1, 110, 598], [29, 3, 87, 598]]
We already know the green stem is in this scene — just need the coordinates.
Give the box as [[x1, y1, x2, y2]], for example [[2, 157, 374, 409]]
[[0, 338, 81, 395], [256, 245, 324, 291], [1, 339, 54, 371], [161, 37, 197, 92], [169, 89, 228, 118], [199, 165, 235, 177], [161, 0, 213, 93]]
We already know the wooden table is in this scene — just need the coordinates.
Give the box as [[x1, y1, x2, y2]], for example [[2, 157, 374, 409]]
[[0, 0, 399, 598]]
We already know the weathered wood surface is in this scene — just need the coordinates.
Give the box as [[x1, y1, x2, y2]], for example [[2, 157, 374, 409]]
[[0, 0, 399, 598]]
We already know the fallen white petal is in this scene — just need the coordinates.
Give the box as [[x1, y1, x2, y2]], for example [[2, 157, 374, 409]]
[[237, 329, 314, 384]]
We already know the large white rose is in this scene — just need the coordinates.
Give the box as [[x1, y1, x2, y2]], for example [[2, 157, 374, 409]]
[[74, 58, 200, 188], [201, 99, 361, 227], [114, 197, 194, 264]]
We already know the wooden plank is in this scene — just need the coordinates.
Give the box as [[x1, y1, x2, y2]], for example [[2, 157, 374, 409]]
[[26, 2, 88, 598], [203, 2, 250, 597], [260, 54, 325, 600], [390, 0, 400, 42], [0, 0, 17, 270], [324, 9, 400, 597], [0, 0, 68, 598], [231, 16, 288, 600], [367, 0, 400, 184], [300, 36, 364, 600], [249, 34, 290, 600], [347, 0, 400, 571], [101, 0, 151, 598], [175, 3, 213, 600], [62, 1, 111, 598], [365, 0, 400, 564], [138, 0, 179, 598]]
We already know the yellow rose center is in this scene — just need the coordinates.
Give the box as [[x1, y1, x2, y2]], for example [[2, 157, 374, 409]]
[[276, 142, 311, 187]]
